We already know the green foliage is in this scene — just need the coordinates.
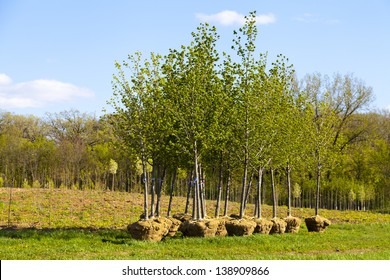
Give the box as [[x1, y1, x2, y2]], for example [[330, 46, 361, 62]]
[[22, 179, 31, 189], [108, 159, 118, 175], [293, 183, 302, 199], [32, 180, 41, 189]]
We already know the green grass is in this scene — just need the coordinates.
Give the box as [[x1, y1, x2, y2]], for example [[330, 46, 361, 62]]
[[1, 188, 390, 260], [1, 223, 390, 260], [2, 188, 390, 228]]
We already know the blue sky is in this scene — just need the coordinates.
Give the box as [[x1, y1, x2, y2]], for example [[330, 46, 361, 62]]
[[1, 0, 389, 116]]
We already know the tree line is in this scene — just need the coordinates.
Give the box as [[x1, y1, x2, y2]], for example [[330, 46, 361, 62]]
[[1, 12, 389, 217]]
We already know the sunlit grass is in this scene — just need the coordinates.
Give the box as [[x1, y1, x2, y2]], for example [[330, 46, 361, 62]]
[[1, 223, 389, 260], [1, 188, 390, 260], [2, 188, 390, 229]]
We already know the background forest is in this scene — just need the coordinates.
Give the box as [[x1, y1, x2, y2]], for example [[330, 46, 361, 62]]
[[1, 14, 389, 215]]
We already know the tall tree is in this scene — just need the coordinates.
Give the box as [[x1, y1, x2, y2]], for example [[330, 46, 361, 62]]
[[110, 52, 163, 220], [230, 12, 267, 219], [163, 23, 222, 220]]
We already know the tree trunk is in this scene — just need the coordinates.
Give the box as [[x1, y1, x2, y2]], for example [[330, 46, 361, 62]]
[[193, 140, 202, 220], [271, 168, 277, 219], [199, 163, 206, 219], [223, 170, 231, 217], [286, 163, 292, 216], [141, 150, 149, 220], [243, 172, 254, 211], [215, 151, 223, 218], [239, 150, 249, 219], [155, 165, 166, 217], [150, 163, 156, 218], [315, 163, 321, 216], [185, 170, 193, 214], [167, 169, 177, 217], [255, 166, 264, 218]]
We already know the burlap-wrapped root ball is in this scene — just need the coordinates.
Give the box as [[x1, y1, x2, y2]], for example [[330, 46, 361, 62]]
[[225, 219, 257, 236], [179, 219, 220, 238], [173, 213, 192, 223], [214, 218, 228, 237], [284, 216, 302, 233], [166, 217, 182, 237], [305, 215, 331, 232], [253, 218, 273, 235], [127, 217, 173, 242], [270, 218, 287, 234]]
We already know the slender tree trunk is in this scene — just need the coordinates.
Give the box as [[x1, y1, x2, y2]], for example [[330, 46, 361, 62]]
[[286, 163, 292, 217], [243, 172, 254, 211], [141, 150, 149, 220], [255, 166, 264, 218], [215, 151, 223, 218], [193, 140, 202, 220], [199, 163, 206, 219], [7, 177, 13, 227], [185, 170, 193, 214], [223, 170, 231, 217], [239, 150, 249, 219], [315, 163, 321, 216], [155, 165, 165, 217], [150, 163, 156, 218], [167, 169, 177, 217], [271, 168, 277, 219]]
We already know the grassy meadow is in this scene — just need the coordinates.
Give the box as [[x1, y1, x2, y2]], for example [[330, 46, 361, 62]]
[[1, 188, 390, 260]]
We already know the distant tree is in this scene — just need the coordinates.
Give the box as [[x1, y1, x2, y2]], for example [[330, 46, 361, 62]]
[[109, 159, 118, 191]]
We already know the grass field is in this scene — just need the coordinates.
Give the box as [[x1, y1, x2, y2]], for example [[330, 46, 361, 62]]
[[1, 188, 390, 260]]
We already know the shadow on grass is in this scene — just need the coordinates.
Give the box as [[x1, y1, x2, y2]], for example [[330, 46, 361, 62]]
[[0, 226, 134, 244]]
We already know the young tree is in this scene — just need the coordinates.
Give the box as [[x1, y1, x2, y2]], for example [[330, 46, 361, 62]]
[[230, 12, 267, 219], [163, 23, 222, 220], [109, 159, 118, 191], [302, 73, 339, 216], [110, 52, 161, 220]]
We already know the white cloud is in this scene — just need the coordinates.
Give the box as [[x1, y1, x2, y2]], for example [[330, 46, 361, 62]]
[[0, 73, 12, 85], [0, 73, 94, 109], [293, 13, 340, 25], [293, 13, 318, 23], [196, 10, 276, 26]]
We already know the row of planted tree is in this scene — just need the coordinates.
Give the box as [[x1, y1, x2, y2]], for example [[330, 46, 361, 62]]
[[1, 12, 389, 220], [108, 10, 389, 223]]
